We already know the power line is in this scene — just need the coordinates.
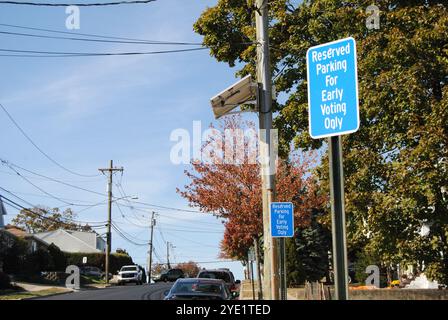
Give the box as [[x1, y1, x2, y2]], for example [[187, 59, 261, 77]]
[[122, 199, 210, 214], [162, 230, 221, 248], [0, 192, 107, 226], [0, 159, 107, 196], [156, 221, 222, 234], [114, 180, 150, 223], [195, 260, 236, 264], [0, 168, 104, 183], [157, 227, 222, 234], [115, 202, 150, 228], [0, 103, 100, 177], [2, 161, 100, 207], [0, 23, 252, 47], [0, 23, 200, 44], [112, 222, 148, 243], [117, 203, 224, 229], [0, 30, 203, 46], [156, 226, 167, 244], [0, 0, 156, 6], [111, 223, 148, 246], [0, 188, 101, 204], [1, 158, 221, 224], [156, 212, 224, 227], [0, 47, 207, 57]]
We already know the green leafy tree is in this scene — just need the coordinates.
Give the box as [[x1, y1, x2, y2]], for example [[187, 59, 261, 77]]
[[194, 0, 448, 284], [12, 206, 92, 233], [115, 248, 130, 256], [287, 210, 331, 285]]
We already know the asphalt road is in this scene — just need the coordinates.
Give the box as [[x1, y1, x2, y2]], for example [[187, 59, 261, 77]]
[[37, 283, 173, 300]]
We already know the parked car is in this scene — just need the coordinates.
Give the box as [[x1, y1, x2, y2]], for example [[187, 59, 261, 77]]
[[117, 265, 143, 285], [197, 268, 240, 292], [164, 278, 236, 300], [80, 266, 112, 281], [80, 266, 102, 278], [154, 268, 185, 282]]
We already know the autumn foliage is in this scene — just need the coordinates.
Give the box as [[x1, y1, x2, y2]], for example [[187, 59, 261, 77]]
[[175, 261, 201, 277], [178, 117, 326, 261]]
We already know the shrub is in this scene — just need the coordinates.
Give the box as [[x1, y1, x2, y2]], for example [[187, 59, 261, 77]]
[[3, 239, 28, 274], [65, 252, 133, 273], [0, 271, 11, 289], [24, 248, 54, 274], [47, 244, 67, 271]]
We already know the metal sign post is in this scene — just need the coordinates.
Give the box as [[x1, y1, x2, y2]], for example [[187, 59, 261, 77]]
[[278, 238, 287, 300], [306, 37, 359, 300], [270, 202, 294, 300], [329, 135, 349, 300]]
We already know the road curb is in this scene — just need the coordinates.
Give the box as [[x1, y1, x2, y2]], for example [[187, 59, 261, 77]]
[[23, 289, 74, 300]]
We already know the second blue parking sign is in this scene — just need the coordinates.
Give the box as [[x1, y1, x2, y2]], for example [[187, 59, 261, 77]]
[[270, 202, 294, 238]]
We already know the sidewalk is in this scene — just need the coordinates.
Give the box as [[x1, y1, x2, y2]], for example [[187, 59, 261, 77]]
[[239, 280, 298, 300], [14, 282, 72, 293], [0, 282, 73, 300]]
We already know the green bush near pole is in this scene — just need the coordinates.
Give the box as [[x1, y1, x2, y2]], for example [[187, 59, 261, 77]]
[[0, 272, 11, 289], [65, 252, 133, 273]]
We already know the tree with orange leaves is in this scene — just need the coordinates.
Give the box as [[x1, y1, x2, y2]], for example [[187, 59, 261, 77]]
[[177, 117, 326, 265]]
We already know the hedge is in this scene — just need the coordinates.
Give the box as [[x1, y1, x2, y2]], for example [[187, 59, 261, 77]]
[[0, 271, 11, 289], [65, 252, 134, 274], [1, 237, 133, 275]]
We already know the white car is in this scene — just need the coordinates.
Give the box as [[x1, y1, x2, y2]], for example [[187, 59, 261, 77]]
[[117, 265, 143, 285]]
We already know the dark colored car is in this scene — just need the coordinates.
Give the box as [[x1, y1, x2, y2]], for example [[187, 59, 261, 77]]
[[80, 266, 102, 278], [164, 278, 235, 300], [197, 268, 240, 292], [154, 268, 185, 282]]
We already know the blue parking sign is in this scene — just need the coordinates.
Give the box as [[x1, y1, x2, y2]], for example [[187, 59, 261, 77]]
[[306, 37, 360, 139], [270, 202, 294, 238]]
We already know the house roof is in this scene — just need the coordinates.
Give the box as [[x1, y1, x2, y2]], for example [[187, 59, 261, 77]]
[[34, 229, 102, 253], [5, 224, 28, 238], [2, 225, 49, 247]]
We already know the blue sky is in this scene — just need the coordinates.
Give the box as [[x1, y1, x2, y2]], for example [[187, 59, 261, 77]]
[[0, 0, 260, 280]]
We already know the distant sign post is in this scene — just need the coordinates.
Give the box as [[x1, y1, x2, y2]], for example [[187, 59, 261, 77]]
[[270, 202, 293, 300], [307, 37, 359, 301]]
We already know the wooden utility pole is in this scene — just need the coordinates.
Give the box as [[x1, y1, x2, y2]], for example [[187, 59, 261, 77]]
[[254, 237, 263, 300], [98, 160, 123, 285], [255, 0, 279, 299], [147, 211, 156, 283], [166, 241, 171, 269]]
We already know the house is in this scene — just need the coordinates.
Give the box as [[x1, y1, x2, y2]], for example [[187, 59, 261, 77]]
[[33, 229, 106, 253], [0, 224, 50, 271]]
